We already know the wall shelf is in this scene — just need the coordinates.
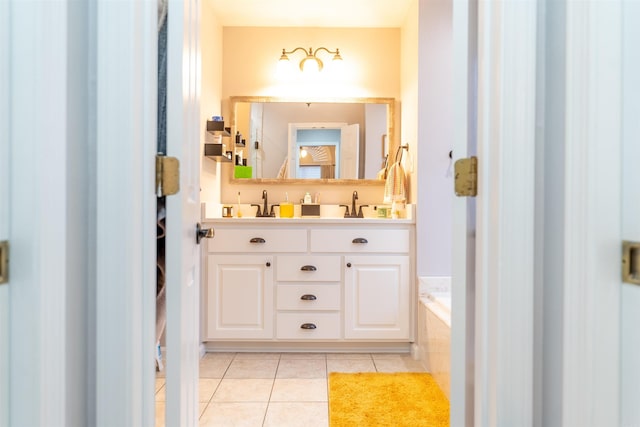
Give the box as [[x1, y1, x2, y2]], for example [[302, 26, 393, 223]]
[[206, 120, 231, 136], [204, 143, 232, 162]]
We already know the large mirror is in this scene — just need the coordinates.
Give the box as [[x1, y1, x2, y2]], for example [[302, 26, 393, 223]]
[[228, 96, 395, 183]]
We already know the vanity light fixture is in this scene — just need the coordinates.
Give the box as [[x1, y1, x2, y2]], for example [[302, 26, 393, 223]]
[[279, 47, 343, 72]]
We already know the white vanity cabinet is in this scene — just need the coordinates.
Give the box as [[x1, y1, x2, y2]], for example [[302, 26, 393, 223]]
[[202, 219, 414, 350], [206, 254, 274, 339], [311, 229, 412, 340], [344, 255, 410, 339], [205, 228, 307, 340]]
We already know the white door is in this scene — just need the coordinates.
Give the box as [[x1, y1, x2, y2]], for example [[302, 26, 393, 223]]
[[450, 0, 477, 425], [0, 0, 9, 422], [164, 0, 203, 425], [340, 124, 359, 179], [621, 2, 640, 424]]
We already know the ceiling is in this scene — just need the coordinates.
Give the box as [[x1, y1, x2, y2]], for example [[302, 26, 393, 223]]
[[208, 0, 414, 28]]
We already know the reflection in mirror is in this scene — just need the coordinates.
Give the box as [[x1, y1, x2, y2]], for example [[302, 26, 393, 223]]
[[297, 145, 336, 179], [229, 97, 394, 183]]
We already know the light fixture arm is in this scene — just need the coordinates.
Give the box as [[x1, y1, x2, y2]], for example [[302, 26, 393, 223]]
[[281, 46, 311, 57], [279, 46, 343, 72], [311, 47, 340, 57]]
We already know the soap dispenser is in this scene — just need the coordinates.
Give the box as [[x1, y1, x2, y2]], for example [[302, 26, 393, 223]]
[[303, 192, 312, 204]]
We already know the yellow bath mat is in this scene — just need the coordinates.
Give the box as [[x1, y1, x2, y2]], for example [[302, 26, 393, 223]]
[[328, 372, 449, 427]]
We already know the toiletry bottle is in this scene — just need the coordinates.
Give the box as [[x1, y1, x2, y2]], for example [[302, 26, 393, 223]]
[[303, 192, 312, 204]]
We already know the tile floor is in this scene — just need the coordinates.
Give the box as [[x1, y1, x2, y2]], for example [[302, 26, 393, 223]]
[[155, 352, 426, 427]]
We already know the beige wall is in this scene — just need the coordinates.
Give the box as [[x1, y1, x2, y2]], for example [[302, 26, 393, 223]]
[[221, 27, 400, 100], [401, 0, 420, 203], [200, 1, 224, 205], [212, 26, 405, 206]]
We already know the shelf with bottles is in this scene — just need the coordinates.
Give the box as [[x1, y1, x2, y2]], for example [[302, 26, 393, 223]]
[[203, 143, 232, 162]]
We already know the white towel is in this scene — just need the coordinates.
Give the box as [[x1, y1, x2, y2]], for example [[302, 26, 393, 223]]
[[383, 162, 407, 203]]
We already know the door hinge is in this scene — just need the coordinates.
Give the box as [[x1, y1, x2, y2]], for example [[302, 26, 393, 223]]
[[0, 240, 9, 285], [622, 241, 640, 286], [454, 156, 478, 197], [155, 155, 180, 197]]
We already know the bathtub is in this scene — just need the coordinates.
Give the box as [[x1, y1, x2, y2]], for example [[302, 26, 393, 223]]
[[417, 277, 451, 399]]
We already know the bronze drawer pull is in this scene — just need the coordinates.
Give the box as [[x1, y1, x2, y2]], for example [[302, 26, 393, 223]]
[[300, 294, 317, 301], [249, 237, 266, 244], [300, 265, 317, 271], [352, 237, 368, 244], [300, 323, 317, 330]]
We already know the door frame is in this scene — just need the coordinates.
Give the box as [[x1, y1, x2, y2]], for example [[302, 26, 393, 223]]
[[473, 0, 538, 425], [6, 0, 158, 425], [560, 1, 622, 425], [0, 0, 9, 424], [450, 0, 477, 425]]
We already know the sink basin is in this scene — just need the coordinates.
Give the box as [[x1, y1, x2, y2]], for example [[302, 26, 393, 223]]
[[319, 204, 347, 218]]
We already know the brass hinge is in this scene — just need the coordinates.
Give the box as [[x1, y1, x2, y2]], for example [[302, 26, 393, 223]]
[[155, 155, 180, 197], [622, 241, 640, 286], [454, 156, 478, 197], [0, 240, 9, 285]]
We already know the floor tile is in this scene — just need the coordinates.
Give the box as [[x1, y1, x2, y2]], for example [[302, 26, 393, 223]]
[[270, 379, 328, 402], [280, 352, 327, 360], [212, 378, 274, 402], [224, 358, 279, 379], [326, 353, 372, 360], [371, 352, 412, 360], [233, 352, 281, 360], [155, 402, 165, 427], [199, 402, 208, 418], [199, 402, 268, 427], [372, 354, 426, 372], [199, 378, 221, 402], [203, 352, 236, 362], [199, 356, 233, 378], [326, 358, 377, 373], [156, 384, 166, 402], [263, 402, 329, 427], [276, 359, 327, 379]]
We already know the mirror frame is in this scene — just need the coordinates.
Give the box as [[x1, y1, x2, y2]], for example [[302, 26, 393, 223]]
[[228, 96, 395, 185]]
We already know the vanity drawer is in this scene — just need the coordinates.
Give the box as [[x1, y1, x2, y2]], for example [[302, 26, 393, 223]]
[[276, 313, 341, 340], [208, 229, 307, 253], [276, 255, 341, 282], [310, 229, 410, 253], [277, 284, 340, 311]]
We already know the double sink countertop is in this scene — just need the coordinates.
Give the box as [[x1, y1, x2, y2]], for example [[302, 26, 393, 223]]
[[201, 203, 415, 225]]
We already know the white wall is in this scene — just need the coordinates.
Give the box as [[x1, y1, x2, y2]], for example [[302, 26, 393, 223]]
[[415, 0, 454, 277]]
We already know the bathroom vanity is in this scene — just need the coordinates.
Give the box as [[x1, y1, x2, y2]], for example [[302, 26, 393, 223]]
[[200, 216, 415, 352]]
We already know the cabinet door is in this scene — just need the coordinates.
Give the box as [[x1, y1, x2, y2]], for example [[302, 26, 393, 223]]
[[206, 255, 273, 339], [344, 255, 410, 339]]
